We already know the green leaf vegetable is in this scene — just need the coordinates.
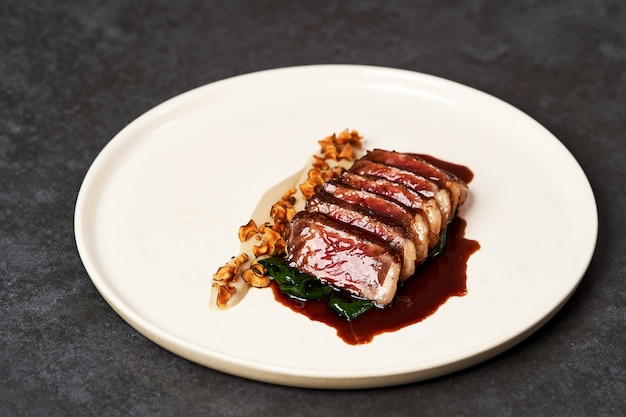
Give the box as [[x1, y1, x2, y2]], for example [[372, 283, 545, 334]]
[[328, 292, 374, 321]]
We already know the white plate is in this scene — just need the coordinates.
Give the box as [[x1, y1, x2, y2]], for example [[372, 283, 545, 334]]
[[75, 65, 597, 389]]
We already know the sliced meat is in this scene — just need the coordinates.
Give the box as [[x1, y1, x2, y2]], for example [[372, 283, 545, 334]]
[[339, 170, 442, 249], [286, 148, 470, 308], [362, 149, 468, 212], [350, 159, 451, 233], [288, 211, 402, 306], [321, 180, 430, 259], [306, 191, 418, 279]]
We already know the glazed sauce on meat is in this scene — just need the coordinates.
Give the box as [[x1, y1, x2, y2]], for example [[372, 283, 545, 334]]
[[271, 155, 480, 345]]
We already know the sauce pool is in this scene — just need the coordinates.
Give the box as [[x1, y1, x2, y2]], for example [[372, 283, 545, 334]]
[[271, 155, 480, 345]]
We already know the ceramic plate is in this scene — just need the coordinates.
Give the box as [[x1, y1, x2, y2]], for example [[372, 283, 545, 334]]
[[75, 65, 597, 388]]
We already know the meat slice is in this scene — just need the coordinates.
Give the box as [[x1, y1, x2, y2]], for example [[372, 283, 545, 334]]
[[350, 159, 451, 235], [286, 149, 470, 309], [321, 180, 430, 259], [306, 191, 418, 279], [350, 159, 440, 199], [362, 149, 468, 212], [339, 170, 442, 249], [288, 212, 402, 306]]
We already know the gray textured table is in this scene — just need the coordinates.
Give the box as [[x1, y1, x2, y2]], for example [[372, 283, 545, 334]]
[[2, 1, 624, 416]]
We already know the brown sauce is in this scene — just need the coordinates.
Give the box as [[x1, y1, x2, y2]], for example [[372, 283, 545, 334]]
[[271, 156, 480, 345]]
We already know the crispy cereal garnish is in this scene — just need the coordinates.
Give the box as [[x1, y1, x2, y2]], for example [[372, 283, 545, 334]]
[[270, 200, 296, 224], [242, 262, 271, 288], [213, 253, 249, 282], [213, 282, 236, 309], [318, 129, 362, 161], [238, 220, 259, 242], [299, 167, 326, 199], [311, 154, 329, 170]]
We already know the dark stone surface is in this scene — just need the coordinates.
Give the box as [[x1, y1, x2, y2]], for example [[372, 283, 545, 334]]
[[1, 1, 624, 416]]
